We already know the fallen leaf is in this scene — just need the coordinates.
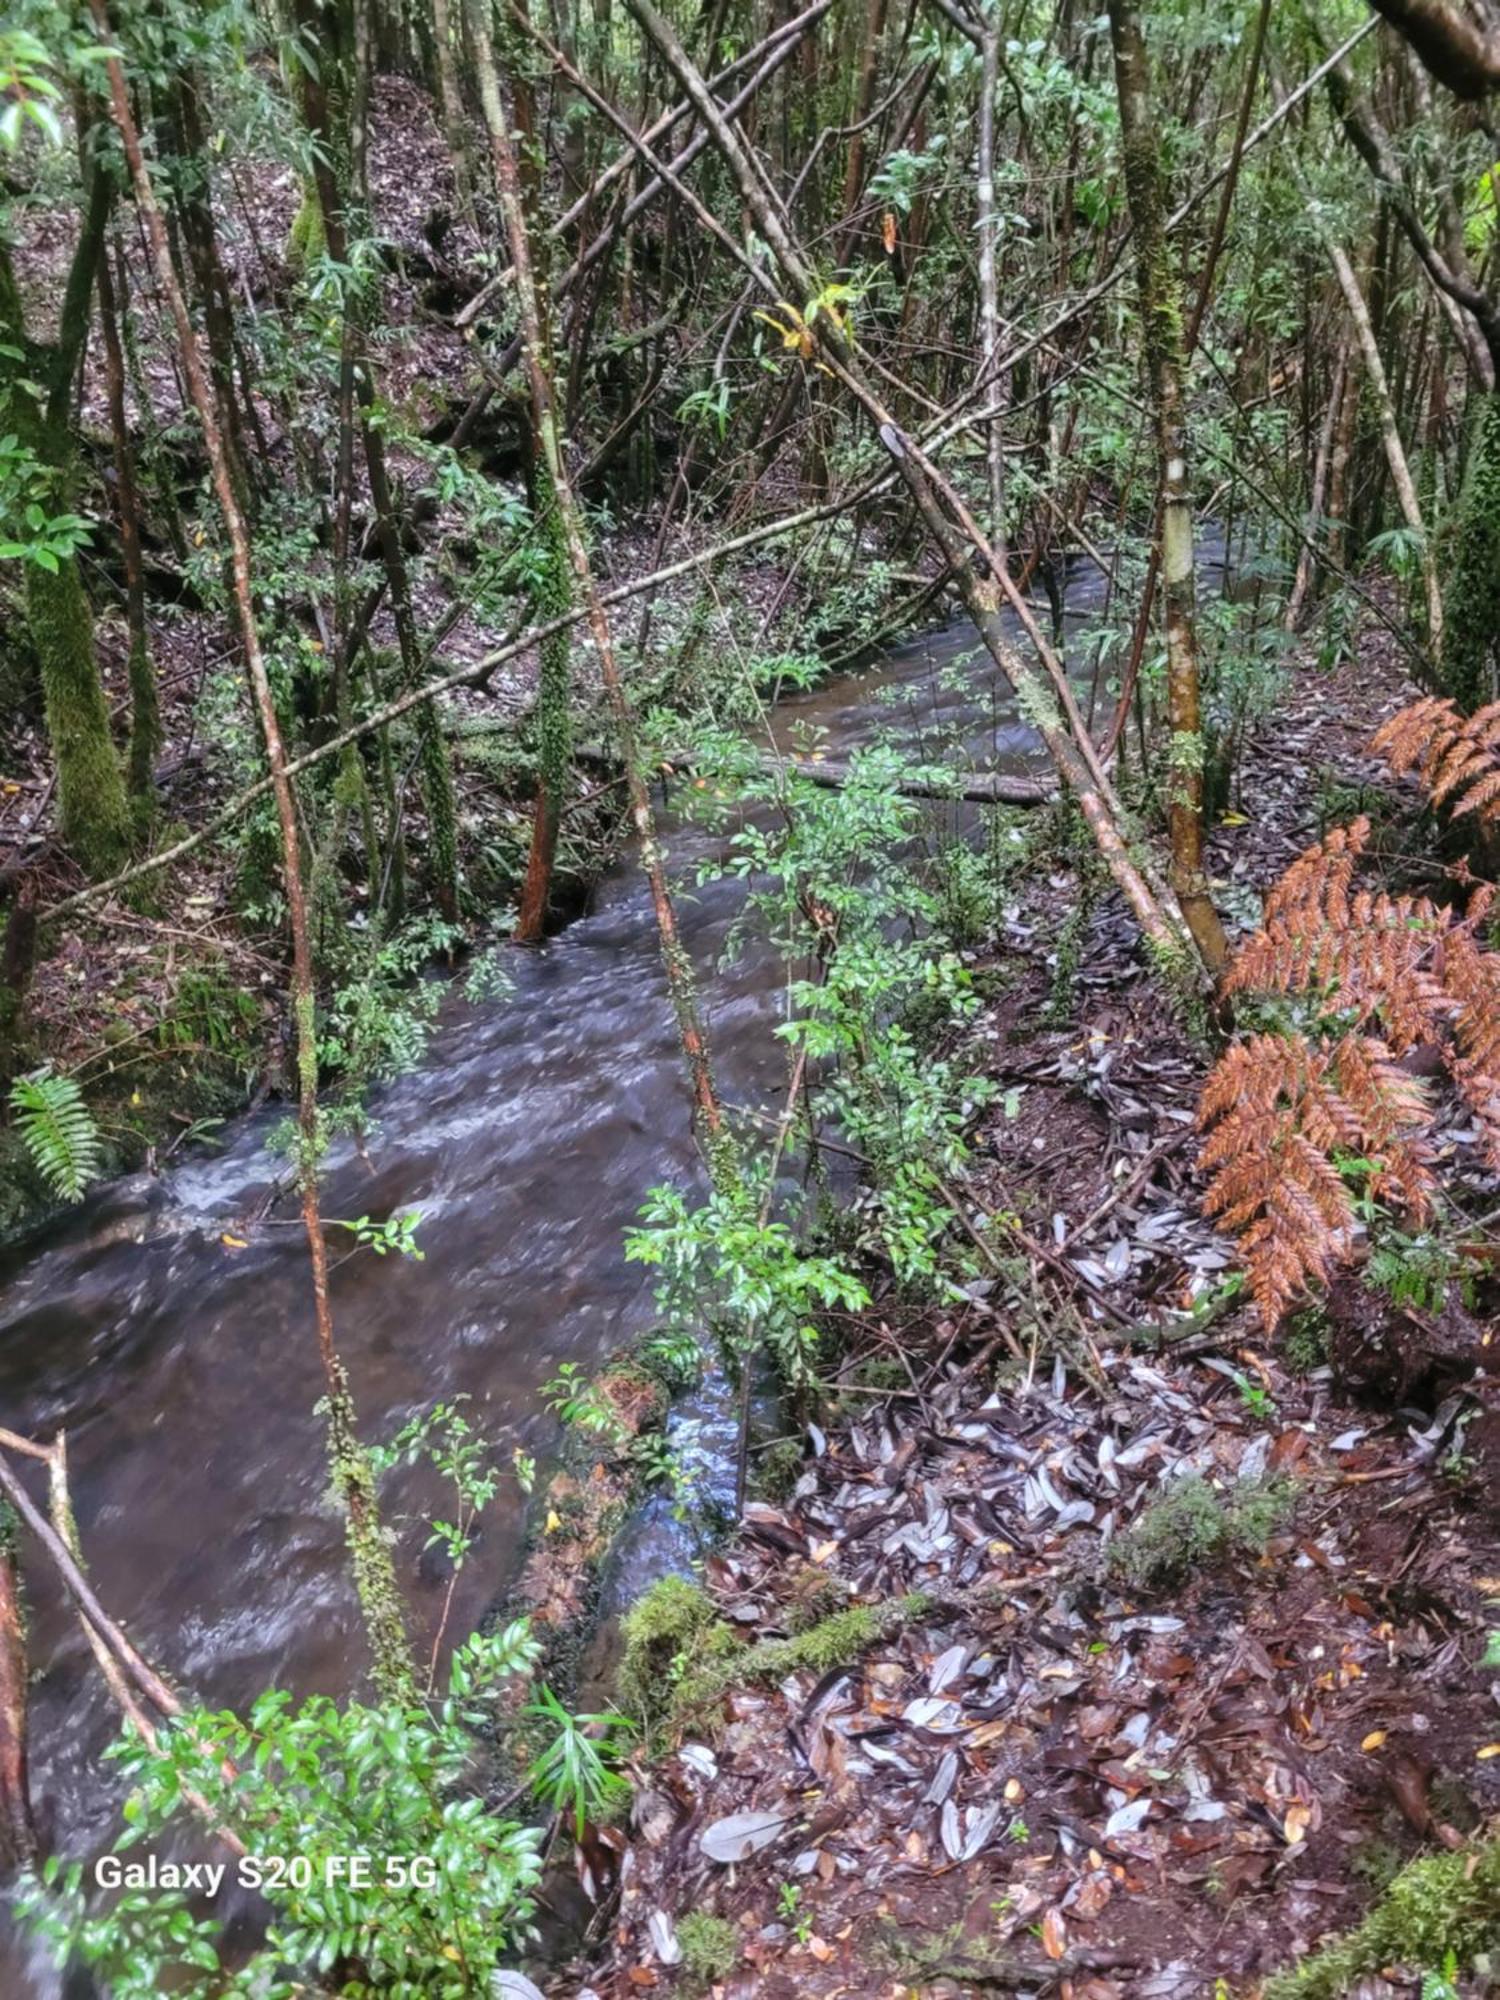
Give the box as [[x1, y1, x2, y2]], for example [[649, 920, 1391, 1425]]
[[700, 1808, 793, 1864], [1361, 1730, 1387, 1752], [1041, 1908, 1068, 1960]]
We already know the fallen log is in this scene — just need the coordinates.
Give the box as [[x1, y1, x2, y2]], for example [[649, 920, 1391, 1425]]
[[766, 754, 1059, 805]]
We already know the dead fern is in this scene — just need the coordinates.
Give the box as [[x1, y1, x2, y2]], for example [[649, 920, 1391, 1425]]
[[1370, 696, 1500, 829], [1200, 1033, 1432, 1328], [1199, 803, 1500, 1326]]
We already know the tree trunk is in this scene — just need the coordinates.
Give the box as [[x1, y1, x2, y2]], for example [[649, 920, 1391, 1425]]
[[1106, 0, 1227, 977], [975, 18, 1006, 551], [0, 232, 131, 881], [97, 231, 160, 808], [1287, 341, 1349, 631], [429, 0, 478, 224], [294, 0, 462, 921], [1320, 216, 1445, 655], [1440, 391, 1500, 707], [0, 1522, 38, 1874]]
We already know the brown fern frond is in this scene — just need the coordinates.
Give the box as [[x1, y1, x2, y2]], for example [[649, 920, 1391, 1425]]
[[1197, 1030, 1434, 1327], [1329, 1035, 1436, 1219], [1370, 697, 1500, 829], [1370, 697, 1461, 776], [1203, 798, 1500, 1325], [1441, 928, 1500, 1167], [1223, 824, 1450, 1049]]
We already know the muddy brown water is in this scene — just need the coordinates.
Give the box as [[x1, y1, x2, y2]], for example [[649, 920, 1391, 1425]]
[[0, 550, 1235, 1991]]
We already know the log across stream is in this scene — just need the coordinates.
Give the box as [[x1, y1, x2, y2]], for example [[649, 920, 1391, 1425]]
[[0, 545, 1232, 1992]]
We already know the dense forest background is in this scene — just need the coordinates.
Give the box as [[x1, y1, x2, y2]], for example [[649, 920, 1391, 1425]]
[[7, 0, 1500, 1994]]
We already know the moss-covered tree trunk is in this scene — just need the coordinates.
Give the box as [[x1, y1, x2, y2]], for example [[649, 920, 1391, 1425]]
[[0, 208, 131, 880], [1441, 391, 1500, 709]]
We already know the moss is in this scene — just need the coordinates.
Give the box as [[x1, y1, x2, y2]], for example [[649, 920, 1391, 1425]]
[[676, 1912, 739, 1986], [286, 184, 326, 269], [670, 1596, 928, 1731], [753, 1435, 805, 1503], [1440, 391, 1500, 711], [29, 551, 132, 879], [617, 1575, 726, 1729], [125, 629, 161, 808], [1282, 1308, 1330, 1373], [1264, 1834, 1500, 2000], [1106, 1477, 1294, 1594]]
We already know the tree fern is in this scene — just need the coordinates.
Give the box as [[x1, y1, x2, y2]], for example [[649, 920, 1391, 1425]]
[[8, 1069, 102, 1202]]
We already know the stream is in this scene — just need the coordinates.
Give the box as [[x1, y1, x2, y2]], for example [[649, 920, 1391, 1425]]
[[0, 542, 1214, 1993]]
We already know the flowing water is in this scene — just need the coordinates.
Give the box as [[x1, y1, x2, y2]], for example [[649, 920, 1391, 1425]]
[[0, 549, 1196, 1991]]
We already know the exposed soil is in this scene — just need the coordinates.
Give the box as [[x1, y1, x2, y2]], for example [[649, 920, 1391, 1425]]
[[559, 629, 1500, 1999]]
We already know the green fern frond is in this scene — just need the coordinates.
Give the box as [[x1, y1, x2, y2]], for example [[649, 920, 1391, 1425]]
[[8, 1069, 102, 1202]]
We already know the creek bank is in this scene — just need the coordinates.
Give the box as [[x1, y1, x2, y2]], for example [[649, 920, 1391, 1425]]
[[562, 639, 1500, 1999]]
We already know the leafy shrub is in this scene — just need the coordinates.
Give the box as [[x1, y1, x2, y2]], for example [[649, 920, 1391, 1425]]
[[19, 1625, 546, 1998]]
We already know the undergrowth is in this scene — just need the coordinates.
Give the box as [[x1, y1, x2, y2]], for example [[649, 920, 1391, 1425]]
[[1105, 1477, 1294, 1593], [1264, 1833, 1500, 1999]]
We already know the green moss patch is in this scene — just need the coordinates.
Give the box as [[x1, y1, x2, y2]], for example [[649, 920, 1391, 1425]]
[[1265, 1833, 1500, 1999], [1105, 1477, 1294, 1594]]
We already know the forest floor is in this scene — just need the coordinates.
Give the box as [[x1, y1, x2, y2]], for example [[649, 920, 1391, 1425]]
[[562, 630, 1500, 2000]]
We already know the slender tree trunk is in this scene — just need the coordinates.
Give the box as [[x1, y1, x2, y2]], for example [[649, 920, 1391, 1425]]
[[1107, 0, 1228, 975], [0, 1520, 37, 1873], [91, 0, 414, 1704], [429, 0, 478, 224], [975, 14, 1006, 551], [1287, 340, 1348, 631], [837, 0, 889, 236], [468, 0, 740, 1169], [97, 232, 160, 808], [513, 461, 573, 942], [1319, 216, 1445, 655], [294, 0, 462, 921], [163, 74, 253, 510]]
